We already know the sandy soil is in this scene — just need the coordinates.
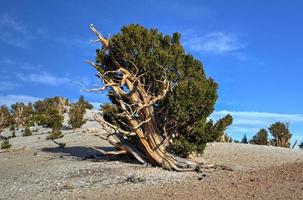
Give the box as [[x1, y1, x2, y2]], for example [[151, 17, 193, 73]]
[[1, 110, 303, 200]]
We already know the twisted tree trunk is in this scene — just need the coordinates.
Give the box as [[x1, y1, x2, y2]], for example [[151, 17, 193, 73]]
[[88, 25, 201, 171]]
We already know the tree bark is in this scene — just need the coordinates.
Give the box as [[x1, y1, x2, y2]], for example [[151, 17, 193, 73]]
[[88, 24, 201, 171]]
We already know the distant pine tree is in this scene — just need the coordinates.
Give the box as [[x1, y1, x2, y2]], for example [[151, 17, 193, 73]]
[[269, 122, 291, 147], [78, 96, 93, 110], [241, 134, 248, 144], [250, 129, 268, 145]]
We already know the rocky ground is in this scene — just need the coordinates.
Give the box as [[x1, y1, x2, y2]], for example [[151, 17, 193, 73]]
[[1, 110, 303, 200]]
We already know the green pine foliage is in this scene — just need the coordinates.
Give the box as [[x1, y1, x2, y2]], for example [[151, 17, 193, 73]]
[[250, 129, 268, 145], [96, 24, 233, 157], [68, 103, 86, 129], [11, 102, 34, 127], [268, 122, 291, 147], [47, 109, 63, 140], [47, 126, 63, 140], [33, 97, 67, 127], [1, 139, 11, 149], [78, 96, 93, 110]]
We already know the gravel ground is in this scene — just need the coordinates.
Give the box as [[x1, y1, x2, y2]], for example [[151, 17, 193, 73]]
[[1, 110, 303, 200]]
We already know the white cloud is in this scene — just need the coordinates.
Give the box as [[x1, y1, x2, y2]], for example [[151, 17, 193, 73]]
[[183, 31, 245, 54], [17, 72, 71, 86], [0, 94, 41, 106], [211, 110, 303, 135]]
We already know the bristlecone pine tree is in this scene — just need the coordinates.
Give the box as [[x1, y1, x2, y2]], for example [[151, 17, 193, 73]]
[[269, 122, 291, 148], [11, 102, 33, 128], [68, 103, 86, 130], [47, 109, 63, 140], [0, 105, 11, 134], [33, 96, 68, 127], [88, 24, 232, 171], [250, 128, 268, 145]]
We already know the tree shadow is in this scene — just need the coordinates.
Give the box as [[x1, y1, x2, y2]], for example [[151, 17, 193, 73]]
[[41, 146, 141, 164]]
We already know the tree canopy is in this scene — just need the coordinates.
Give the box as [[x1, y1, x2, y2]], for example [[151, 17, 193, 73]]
[[250, 129, 268, 145], [90, 24, 232, 170], [268, 122, 291, 147]]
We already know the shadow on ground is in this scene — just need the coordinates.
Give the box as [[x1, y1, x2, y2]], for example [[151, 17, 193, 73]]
[[41, 146, 141, 164]]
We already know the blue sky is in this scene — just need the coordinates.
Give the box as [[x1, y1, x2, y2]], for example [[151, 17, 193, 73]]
[[0, 0, 303, 142]]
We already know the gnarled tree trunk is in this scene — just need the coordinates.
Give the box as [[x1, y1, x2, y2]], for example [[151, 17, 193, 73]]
[[88, 25, 201, 171]]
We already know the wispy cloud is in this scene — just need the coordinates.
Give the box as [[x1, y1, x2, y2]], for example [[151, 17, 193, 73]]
[[183, 31, 245, 55], [17, 72, 71, 86], [0, 94, 41, 106], [211, 110, 303, 135], [0, 81, 19, 91], [0, 57, 41, 70], [0, 13, 26, 33], [0, 14, 33, 48], [54, 37, 91, 48]]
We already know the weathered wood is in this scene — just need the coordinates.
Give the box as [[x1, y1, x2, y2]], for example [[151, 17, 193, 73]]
[[89, 24, 201, 171]]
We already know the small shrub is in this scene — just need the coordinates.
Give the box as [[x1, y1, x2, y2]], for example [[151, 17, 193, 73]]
[[23, 126, 32, 136], [1, 139, 11, 149]]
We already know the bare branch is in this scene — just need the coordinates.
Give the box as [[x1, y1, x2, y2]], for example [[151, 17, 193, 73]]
[[81, 82, 119, 92], [89, 24, 109, 47], [132, 118, 151, 130], [135, 81, 170, 114], [88, 145, 127, 155], [94, 113, 134, 136], [86, 60, 98, 69]]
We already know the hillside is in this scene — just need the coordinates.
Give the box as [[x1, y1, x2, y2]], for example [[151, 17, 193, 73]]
[[0, 109, 303, 199]]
